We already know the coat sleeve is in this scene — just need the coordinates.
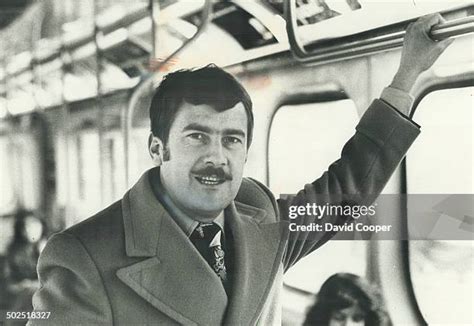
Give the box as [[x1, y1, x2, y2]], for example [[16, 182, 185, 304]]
[[281, 99, 420, 271], [28, 232, 113, 325]]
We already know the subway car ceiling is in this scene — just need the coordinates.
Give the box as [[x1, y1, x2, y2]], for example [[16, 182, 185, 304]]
[[1, 1, 474, 116], [0, 0, 288, 110], [0, 0, 473, 216]]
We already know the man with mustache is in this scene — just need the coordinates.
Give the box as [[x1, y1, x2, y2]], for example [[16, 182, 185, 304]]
[[30, 15, 452, 325]]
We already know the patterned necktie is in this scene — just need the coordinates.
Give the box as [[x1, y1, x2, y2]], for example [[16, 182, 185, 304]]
[[191, 223, 227, 283]]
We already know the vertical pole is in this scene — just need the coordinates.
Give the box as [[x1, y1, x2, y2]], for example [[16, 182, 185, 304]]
[[94, 0, 106, 207], [3, 52, 20, 203], [2, 56, 8, 117], [59, 9, 71, 227], [150, 0, 157, 60]]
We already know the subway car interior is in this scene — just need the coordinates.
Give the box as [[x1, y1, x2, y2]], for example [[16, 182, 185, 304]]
[[0, 0, 473, 325]]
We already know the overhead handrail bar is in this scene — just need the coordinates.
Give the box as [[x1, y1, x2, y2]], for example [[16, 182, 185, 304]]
[[431, 15, 474, 39], [285, 0, 474, 64], [2, 4, 150, 78], [63, 5, 150, 54], [123, 0, 213, 186]]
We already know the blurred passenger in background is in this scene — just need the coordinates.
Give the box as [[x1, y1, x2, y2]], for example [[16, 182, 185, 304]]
[[304, 273, 391, 326], [4, 210, 47, 320], [0, 255, 10, 309]]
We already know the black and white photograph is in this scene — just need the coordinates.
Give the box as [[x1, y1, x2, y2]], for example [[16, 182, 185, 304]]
[[0, 0, 473, 325]]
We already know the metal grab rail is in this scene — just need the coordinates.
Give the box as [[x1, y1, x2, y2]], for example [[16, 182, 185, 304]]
[[431, 16, 474, 39], [285, 0, 474, 64]]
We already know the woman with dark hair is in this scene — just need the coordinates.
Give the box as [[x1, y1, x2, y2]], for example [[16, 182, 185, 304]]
[[304, 273, 392, 326]]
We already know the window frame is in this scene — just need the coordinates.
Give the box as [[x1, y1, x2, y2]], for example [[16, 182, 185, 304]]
[[266, 91, 376, 291], [403, 81, 474, 325]]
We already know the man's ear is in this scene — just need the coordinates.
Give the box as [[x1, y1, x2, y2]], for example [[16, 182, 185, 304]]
[[148, 133, 164, 166]]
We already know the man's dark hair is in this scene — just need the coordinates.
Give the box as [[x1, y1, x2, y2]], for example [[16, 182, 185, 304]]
[[149, 64, 254, 148]]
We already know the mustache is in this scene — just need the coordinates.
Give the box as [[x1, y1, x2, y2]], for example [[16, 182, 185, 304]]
[[192, 166, 233, 181]]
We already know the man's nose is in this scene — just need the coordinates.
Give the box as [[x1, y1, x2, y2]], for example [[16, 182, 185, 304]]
[[204, 139, 227, 166]]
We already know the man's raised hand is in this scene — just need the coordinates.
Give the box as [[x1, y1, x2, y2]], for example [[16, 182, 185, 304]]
[[391, 13, 455, 93]]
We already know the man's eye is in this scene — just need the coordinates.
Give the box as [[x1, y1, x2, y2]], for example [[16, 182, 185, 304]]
[[188, 133, 205, 141], [223, 136, 243, 145]]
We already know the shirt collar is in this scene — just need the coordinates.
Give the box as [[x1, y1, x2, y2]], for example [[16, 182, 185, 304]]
[[149, 168, 225, 237]]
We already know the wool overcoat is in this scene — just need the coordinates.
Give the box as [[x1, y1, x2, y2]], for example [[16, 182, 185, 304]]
[[30, 99, 419, 325]]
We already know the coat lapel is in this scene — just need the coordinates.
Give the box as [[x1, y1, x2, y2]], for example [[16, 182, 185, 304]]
[[116, 171, 228, 325], [116, 170, 289, 325], [224, 201, 288, 325]]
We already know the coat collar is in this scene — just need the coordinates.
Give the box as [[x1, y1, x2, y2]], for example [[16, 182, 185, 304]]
[[121, 169, 165, 257], [117, 169, 287, 325]]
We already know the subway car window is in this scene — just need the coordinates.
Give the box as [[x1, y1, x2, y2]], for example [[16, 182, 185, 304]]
[[0, 136, 15, 212], [406, 86, 473, 325], [67, 128, 101, 226], [268, 100, 367, 292], [0, 136, 15, 254], [269, 100, 358, 195], [9, 131, 43, 212], [102, 132, 126, 206]]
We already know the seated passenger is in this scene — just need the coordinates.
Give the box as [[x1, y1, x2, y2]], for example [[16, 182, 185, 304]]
[[6, 211, 45, 283], [304, 273, 391, 326], [5, 210, 46, 317]]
